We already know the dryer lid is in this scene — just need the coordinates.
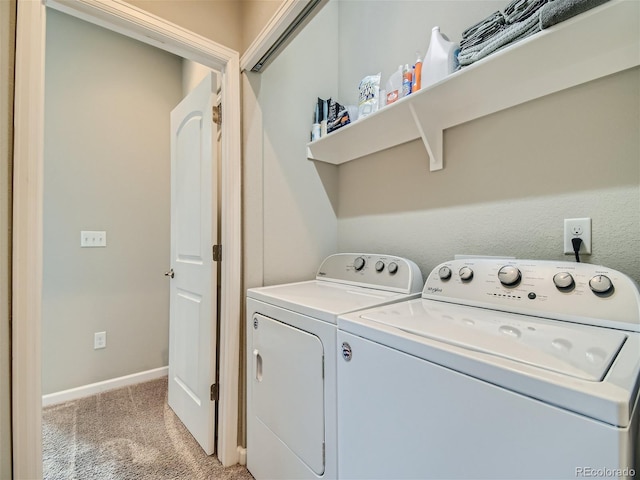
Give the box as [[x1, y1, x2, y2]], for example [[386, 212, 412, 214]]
[[358, 300, 627, 381], [248, 280, 415, 324]]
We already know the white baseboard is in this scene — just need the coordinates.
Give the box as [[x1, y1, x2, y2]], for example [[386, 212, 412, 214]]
[[42, 366, 168, 407]]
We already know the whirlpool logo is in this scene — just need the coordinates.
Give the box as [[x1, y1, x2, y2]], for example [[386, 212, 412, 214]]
[[427, 287, 443, 294]]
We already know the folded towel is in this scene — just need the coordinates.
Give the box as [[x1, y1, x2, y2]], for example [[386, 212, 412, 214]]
[[458, 0, 553, 67], [539, 0, 610, 29], [457, 0, 610, 67], [503, 0, 550, 23], [458, 12, 541, 66], [460, 11, 506, 49]]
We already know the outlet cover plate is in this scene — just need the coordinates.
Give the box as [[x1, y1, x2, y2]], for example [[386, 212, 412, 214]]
[[564, 218, 592, 254], [94, 331, 107, 349]]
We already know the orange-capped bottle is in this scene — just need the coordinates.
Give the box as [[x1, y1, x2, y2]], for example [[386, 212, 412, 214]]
[[413, 53, 422, 92]]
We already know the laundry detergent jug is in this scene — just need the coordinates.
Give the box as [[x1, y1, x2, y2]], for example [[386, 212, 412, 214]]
[[423, 26, 459, 87]]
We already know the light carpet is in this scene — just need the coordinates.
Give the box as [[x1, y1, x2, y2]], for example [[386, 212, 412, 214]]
[[42, 377, 254, 480]]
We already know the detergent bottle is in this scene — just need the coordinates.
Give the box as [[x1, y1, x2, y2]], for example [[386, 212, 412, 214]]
[[412, 53, 422, 92], [423, 26, 459, 87], [402, 64, 412, 97]]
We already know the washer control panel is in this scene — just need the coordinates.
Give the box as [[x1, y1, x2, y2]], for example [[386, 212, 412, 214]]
[[316, 253, 423, 294], [423, 259, 640, 332]]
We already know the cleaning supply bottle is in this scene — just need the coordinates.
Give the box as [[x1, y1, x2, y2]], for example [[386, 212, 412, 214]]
[[385, 65, 403, 105], [423, 26, 459, 87], [412, 53, 422, 92], [402, 64, 412, 97]]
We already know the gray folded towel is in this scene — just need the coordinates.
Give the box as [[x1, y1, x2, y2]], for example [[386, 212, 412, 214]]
[[539, 0, 610, 29], [458, 12, 541, 66], [460, 11, 506, 49], [503, 0, 551, 23], [458, 0, 550, 67], [457, 0, 610, 68]]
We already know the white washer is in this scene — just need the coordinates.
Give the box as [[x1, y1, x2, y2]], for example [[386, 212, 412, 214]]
[[338, 258, 640, 479], [246, 253, 423, 480]]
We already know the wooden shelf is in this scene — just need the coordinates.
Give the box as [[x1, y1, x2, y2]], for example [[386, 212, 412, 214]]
[[307, 0, 639, 171]]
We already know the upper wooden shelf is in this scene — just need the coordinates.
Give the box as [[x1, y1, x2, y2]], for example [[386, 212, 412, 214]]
[[307, 0, 639, 171]]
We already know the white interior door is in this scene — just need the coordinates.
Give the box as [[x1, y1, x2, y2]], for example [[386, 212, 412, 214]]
[[168, 72, 218, 455]]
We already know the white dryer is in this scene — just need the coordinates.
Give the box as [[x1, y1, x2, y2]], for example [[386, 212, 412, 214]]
[[338, 258, 640, 479], [246, 253, 423, 480]]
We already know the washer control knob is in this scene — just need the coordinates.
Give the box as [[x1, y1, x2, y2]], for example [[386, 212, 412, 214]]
[[439, 266, 452, 280], [459, 266, 473, 281], [553, 272, 575, 290], [498, 265, 521, 286], [388, 262, 399, 275], [354, 256, 366, 271], [589, 275, 613, 295], [375, 261, 385, 272]]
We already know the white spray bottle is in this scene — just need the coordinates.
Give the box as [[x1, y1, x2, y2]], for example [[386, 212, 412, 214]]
[[385, 65, 403, 105], [423, 26, 459, 87]]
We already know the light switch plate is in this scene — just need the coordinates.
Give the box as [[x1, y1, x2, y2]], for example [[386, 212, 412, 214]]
[[81, 230, 107, 247]]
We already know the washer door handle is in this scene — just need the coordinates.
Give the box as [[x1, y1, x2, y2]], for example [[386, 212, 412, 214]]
[[253, 349, 263, 382]]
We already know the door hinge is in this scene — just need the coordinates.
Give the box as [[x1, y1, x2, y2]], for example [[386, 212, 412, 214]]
[[212, 104, 222, 127], [210, 383, 219, 401], [213, 244, 222, 262]]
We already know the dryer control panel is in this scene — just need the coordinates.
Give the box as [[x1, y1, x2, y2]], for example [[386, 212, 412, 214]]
[[316, 253, 423, 294], [424, 259, 640, 332]]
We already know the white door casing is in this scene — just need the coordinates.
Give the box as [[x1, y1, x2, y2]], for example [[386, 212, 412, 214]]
[[13, 0, 242, 476], [168, 73, 218, 455]]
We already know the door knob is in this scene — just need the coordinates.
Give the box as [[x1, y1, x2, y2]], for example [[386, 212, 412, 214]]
[[164, 268, 174, 278]]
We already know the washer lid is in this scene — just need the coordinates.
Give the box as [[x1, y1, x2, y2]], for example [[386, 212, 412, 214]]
[[247, 280, 415, 324], [358, 300, 626, 381]]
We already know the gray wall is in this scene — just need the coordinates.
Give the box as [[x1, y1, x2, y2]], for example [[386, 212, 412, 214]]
[[126, 0, 286, 55], [337, 1, 505, 106], [333, 1, 640, 283], [248, 0, 639, 288], [240, 1, 285, 53], [244, 0, 340, 288], [338, 69, 640, 282], [240, 3, 340, 443], [127, 0, 243, 53], [0, 0, 15, 475], [42, 10, 184, 394]]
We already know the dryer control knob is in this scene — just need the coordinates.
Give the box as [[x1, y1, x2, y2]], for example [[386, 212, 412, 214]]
[[589, 275, 613, 295], [498, 265, 521, 287], [439, 266, 452, 280], [375, 261, 385, 272], [388, 262, 399, 275], [553, 272, 575, 290], [354, 256, 366, 271], [459, 266, 474, 281]]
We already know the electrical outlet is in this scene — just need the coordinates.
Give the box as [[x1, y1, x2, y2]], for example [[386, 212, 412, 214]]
[[81, 231, 107, 248], [94, 331, 107, 349], [564, 218, 592, 255]]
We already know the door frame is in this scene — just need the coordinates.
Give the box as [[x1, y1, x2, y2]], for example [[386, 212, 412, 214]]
[[13, 0, 241, 477]]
